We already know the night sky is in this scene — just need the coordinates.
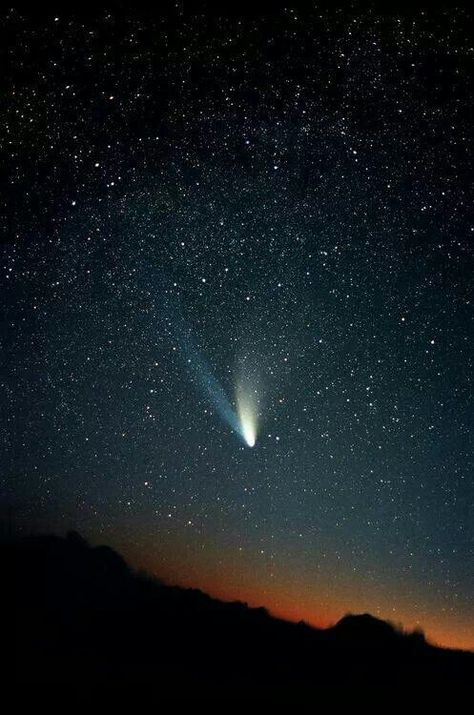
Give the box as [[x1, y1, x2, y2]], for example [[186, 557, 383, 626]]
[[2, 4, 473, 650]]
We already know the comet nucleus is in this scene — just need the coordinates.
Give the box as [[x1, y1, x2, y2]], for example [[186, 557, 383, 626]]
[[236, 390, 258, 447]]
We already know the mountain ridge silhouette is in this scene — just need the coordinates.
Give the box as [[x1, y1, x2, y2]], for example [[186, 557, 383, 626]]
[[9, 530, 473, 697]]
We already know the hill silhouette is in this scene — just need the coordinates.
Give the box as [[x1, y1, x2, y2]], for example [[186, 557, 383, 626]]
[[9, 531, 473, 698]]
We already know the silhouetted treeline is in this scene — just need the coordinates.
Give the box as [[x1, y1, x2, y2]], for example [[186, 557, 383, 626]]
[[9, 532, 473, 699]]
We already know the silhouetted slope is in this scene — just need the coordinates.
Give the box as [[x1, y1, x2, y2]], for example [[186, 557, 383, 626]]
[[9, 532, 473, 697]]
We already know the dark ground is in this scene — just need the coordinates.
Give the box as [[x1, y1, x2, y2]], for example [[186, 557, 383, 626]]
[[9, 531, 473, 701]]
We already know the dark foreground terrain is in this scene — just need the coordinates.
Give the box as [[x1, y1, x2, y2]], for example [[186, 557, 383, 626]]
[[9, 532, 473, 699]]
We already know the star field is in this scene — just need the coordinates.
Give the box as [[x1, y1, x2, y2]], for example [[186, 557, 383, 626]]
[[2, 4, 473, 649]]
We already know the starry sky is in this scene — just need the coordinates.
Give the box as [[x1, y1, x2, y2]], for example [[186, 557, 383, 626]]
[[2, 4, 473, 650]]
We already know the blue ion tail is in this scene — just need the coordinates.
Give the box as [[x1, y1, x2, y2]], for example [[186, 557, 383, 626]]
[[185, 349, 256, 447], [158, 283, 256, 447], [180, 331, 254, 446]]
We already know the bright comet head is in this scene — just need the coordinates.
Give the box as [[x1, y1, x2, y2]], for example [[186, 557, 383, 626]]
[[241, 416, 256, 447], [236, 389, 258, 448]]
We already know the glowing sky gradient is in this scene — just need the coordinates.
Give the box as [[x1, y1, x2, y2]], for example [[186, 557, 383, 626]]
[[112, 528, 474, 652]]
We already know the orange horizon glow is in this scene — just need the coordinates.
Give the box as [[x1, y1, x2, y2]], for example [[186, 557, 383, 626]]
[[119, 536, 474, 654], [166, 576, 474, 653]]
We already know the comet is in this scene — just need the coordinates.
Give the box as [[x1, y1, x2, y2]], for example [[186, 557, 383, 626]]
[[236, 386, 258, 447], [158, 283, 258, 447], [240, 416, 256, 447]]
